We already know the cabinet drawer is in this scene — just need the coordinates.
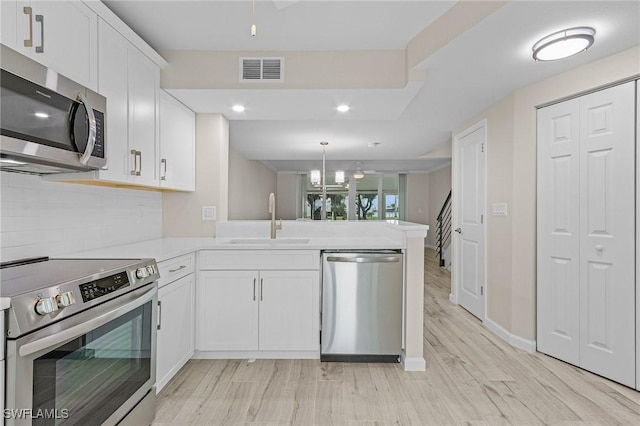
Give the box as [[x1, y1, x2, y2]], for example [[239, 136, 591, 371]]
[[199, 250, 320, 270], [157, 253, 195, 288]]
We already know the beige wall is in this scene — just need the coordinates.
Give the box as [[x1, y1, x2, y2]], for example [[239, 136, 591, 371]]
[[161, 50, 407, 90], [426, 165, 452, 248], [276, 173, 299, 220], [228, 148, 277, 220], [453, 45, 640, 341], [163, 113, 229, 237], [406, 173, 429, 227]]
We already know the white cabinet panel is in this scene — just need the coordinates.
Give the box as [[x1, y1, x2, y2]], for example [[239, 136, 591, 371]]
[[1, 0, 17, 48], [16, 0, 97, 90], [157, 274, 195, 392], [198, 271, 259, 351], [128, 48, 158, 187], [159, 91, 195, 192], [537, 82, 636, 388], [578, 82, 635, 387], [199, 250, 320, 270], [97, 19, 129, 182], [537, 98, 581, 365], [259, 270, 320, 351]]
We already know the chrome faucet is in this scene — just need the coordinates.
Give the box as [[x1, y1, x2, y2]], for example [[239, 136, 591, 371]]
[[268, 192, 282, 239]]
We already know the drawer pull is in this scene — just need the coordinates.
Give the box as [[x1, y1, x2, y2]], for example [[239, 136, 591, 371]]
[[168, 265, 187, 273]]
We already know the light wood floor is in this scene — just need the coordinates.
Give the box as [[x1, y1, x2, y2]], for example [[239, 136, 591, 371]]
[[154, 249, 640, 425]]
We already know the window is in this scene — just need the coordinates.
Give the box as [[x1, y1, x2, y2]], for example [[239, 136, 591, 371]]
[[299, 173, 404, 221]]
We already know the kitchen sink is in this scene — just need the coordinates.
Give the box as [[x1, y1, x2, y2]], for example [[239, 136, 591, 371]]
[[224, 238, 311, 245]]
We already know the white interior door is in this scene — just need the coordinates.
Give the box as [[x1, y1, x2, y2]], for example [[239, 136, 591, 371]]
[[536, 98, 581, 365], [455, 122, 486, 320], [578, 82, 635, 388]]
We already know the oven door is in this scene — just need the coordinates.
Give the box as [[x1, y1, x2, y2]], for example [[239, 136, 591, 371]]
[[5, 284, 157, 426]]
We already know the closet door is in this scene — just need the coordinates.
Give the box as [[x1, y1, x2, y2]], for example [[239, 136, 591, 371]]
[[537, 99, 581, 365], [579, 82, 635, 387]]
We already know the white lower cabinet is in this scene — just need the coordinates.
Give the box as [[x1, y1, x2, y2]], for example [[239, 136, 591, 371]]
[[197, 250, 320, 356], [156, 261, 195, 392]]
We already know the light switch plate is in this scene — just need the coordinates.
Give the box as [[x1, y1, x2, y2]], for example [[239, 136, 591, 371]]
[[202, 206, 216, 221], [492, 203, 508, 216]]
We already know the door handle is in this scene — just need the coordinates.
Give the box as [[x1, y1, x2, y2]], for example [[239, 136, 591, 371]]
[[130, 150, 141, 175], [35, 14, 44, 53], [454, 228, 462, 234], [260, 278, 263, 301], [161, 158, 167, 180], [23, 7, 33, 47], [253, 278, 256, 301], [157, 300, 162, 330]]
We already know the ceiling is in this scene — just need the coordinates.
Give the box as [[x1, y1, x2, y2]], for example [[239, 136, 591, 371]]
[[104, 1, 640, 173]]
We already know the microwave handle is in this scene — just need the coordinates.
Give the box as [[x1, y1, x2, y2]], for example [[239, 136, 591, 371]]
[[76, 92, 97, 165], [19, 287, 156, 358]]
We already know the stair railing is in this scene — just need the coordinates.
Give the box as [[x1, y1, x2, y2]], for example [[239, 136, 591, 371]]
[[436, 190, 452, 267]]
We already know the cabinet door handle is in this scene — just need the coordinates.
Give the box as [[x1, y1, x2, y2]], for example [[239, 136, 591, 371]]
[[130, 150, 141, 176], [23, 7, 33, 47], [130, 150, 138, 175], [253, 278, 256, 301], [35, 14, 44, 53], [157, 300, 162, 331], [161, 158, 167, 180], [260, 278, 263, 301], [168, 265, 186, 273]]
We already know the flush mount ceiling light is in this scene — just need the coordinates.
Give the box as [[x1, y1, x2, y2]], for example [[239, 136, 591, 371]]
[[367, 142, 381, 149], [336, 104, 350, 113], [232, 104, 245, 112], [532, 27, 595, 61]]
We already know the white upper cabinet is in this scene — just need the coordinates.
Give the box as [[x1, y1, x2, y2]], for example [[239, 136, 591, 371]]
[[5, 0, 98, 90], [95, 19, 159, 187], [97, 19, 129, 183], [159, 91, 195, 192], [128, 47, 159, 187]]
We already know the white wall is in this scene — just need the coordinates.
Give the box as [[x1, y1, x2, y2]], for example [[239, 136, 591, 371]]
[[163, 113, 229, 237], [228, 148, 277, 220], [453, 45, 640, 341], [0, 172, 162, 261]]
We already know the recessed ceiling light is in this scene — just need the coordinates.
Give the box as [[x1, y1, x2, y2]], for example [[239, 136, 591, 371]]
[[337, 104, 350, 113], [532, 27, 595, 61], [232, 104, 245, 112]]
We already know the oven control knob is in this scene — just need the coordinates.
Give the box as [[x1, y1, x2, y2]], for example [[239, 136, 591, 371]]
[[136, 267, 150, 279], [35, 297, 59, 315], [146, 265, 156, 275], [56, 291, 76, 308]]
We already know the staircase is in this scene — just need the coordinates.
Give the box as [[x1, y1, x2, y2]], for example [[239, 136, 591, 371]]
[[436, 190, 452, 268]]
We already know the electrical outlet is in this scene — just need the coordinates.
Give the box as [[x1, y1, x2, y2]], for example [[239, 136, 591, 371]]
[[202, 206, 216, 221]]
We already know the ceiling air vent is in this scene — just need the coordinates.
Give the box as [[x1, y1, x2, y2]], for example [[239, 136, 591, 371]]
[[240, 57, 284, 82]]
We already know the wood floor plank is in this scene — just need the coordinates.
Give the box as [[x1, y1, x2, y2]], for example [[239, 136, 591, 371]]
[[154, 249, 640, 426]]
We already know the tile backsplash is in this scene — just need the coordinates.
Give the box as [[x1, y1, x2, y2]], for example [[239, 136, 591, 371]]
[[0, 172, 162, 262]]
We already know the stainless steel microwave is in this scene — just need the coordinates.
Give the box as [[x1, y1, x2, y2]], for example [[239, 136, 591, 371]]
[[0, 45, 106, 174]]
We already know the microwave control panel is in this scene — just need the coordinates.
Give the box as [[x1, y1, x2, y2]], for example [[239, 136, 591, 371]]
[[79, 272, 130, 302]]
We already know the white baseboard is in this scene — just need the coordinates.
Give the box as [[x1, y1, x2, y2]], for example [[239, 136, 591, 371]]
[[484, 317, 536, 353], [449, 293, 457, 304], [401, 352, 426, 371], [193, 350, 319, 359]]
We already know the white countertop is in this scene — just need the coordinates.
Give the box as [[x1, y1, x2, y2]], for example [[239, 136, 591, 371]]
[[59, 236, 408, 263]]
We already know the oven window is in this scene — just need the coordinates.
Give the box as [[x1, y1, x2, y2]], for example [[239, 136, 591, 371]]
[[32, 301, 153, 425]]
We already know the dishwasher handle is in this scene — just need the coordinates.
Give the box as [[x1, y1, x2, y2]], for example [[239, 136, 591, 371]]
[[326, 255, 400, 263]]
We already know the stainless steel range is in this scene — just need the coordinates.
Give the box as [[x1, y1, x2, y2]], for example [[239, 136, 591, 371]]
[[1, 257, 160, 426]]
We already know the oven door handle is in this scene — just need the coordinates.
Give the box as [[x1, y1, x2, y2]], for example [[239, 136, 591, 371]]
[[19, 287, 156, 358]]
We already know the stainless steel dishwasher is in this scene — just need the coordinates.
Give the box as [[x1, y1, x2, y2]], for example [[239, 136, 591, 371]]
[[321, 250, 403, 362]]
